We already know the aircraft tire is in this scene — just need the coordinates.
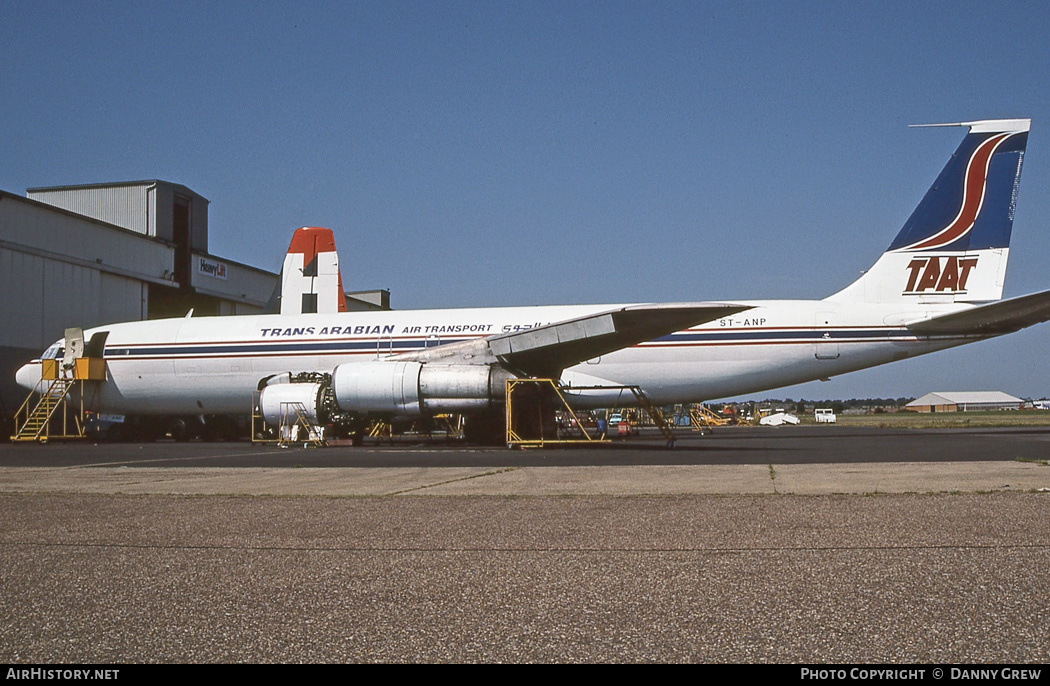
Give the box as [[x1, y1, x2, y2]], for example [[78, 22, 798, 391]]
[[463, 411, 505, 446]]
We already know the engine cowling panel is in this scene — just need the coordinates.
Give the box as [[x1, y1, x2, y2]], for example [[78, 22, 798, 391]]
[[258, 382, 326, 426], [331, 361, 514, 416], [332, 360, 422, 415]]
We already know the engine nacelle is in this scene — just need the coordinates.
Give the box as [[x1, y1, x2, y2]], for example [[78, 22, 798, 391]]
[[258, 382, 326, 426], [331, 361, 515, 416], [418, 363, 517, 413]]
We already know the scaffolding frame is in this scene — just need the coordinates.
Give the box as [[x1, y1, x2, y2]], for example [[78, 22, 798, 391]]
[[689, 404, 731, 430], [505, 378, 602, 448], [505, 379, 678, 448], [251, 392, 327, 447], [367, 414, 464, 443]]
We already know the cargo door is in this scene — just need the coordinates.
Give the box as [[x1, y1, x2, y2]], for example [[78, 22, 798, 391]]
[[813, 312, 840, 360]]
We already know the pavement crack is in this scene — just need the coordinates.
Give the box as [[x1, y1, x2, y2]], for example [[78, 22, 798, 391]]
[[387, 467, 519, 495]]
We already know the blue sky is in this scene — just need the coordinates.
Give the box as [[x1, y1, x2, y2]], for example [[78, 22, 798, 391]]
[[3, 1, 1050, 400]]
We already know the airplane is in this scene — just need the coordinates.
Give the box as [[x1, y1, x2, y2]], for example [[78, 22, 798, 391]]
[[15, 118, 1050, 443]]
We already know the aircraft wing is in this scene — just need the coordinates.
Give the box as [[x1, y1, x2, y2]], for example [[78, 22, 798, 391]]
[[906, 289, 1050, 335], [397, 302, 750, 378]]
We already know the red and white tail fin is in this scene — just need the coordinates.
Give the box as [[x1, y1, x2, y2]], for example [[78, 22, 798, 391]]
[[265, 227, 347, 314]]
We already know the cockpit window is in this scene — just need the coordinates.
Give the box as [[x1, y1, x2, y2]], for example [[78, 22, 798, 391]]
[[42, 344, 64, 360]]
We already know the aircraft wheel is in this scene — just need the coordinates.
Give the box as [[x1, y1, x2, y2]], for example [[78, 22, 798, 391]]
[[106, 423, 125, 443], [463, 411, 505, 446], [170, 418, 198, 442]]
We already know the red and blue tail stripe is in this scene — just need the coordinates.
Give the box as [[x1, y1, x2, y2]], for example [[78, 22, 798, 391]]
[[888, 124, 1028, 253]]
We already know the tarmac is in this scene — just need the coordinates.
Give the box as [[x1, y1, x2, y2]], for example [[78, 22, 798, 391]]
[[1, 459, 1049, 496], [2, 432, 1049, 663]]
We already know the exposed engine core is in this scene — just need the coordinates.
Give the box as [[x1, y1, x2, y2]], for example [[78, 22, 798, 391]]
[[332, 361, 515, 415]]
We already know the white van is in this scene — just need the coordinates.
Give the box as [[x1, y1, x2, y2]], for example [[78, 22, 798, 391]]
[[815, 408, 837, 423]]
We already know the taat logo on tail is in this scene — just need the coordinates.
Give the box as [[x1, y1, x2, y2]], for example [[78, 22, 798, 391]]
[[904, 255, 978, 294]]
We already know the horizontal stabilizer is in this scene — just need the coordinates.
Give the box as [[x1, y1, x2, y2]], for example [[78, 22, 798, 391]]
[[398, 303, 750, 378], [906, 289, 1050, 335]]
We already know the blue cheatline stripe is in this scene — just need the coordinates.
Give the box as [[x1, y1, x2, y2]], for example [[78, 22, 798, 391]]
[[648, 328, 908, 344], [104, 337, 473, 357], [100, 327, 936, 360]]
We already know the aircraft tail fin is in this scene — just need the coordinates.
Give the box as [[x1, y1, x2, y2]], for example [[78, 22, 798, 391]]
[[263, 227, 347, 315], [826, 119, 1029, 305]]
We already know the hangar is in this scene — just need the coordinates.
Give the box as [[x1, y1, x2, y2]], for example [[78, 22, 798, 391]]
[[905, 391, 1023, 413], [0, 179, 386, 419]]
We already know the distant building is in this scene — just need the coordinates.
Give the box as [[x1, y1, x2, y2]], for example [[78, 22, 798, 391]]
[[906, 391, 1022, 413]]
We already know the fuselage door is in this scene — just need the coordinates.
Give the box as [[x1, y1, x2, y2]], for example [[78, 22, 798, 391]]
[[62, 327, 85, 371], [813, 312, 840, 360]]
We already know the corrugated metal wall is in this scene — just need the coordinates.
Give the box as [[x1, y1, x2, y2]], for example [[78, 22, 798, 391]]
[[27, 185, 151, 236], [1, 194, 172, 280], [0, 246, 145, 350], [0, 248, 45, 349], [27, 181, 210, 250]]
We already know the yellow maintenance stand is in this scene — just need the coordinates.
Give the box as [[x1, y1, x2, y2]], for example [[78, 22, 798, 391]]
[[689, 404, 731, 431], [13, 356, 106, 442], [505, 379, 678, 448], [251, 392, 328, 448]]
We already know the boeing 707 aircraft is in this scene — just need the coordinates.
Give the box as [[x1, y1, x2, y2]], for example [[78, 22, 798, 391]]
[[16, 119, 1050, 442]]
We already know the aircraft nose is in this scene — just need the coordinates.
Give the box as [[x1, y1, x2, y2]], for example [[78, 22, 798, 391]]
[[15, 362, 40, 391]]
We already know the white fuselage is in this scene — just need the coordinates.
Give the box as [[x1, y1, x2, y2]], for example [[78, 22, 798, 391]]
[[17, 298, 981, 415]]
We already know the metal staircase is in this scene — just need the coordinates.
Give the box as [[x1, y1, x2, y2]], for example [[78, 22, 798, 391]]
[[12, 328, 107, 443], [12, 377, 83, 442], [277, 401, 327, 448], [626, 386, 678, 447]]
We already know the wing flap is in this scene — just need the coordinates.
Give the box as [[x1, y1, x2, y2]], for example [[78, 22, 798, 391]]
[[907, 289, 1050, 335], [489, 314, 616, 357]]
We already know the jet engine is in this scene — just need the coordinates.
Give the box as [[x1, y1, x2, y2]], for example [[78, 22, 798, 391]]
[[258, 362, 516, 428], [331, 361, 515, 415]]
